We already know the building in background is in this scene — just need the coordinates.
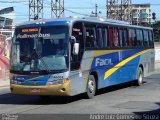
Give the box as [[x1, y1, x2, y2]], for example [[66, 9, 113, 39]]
[[132, 3, 151, 26], [0, 7, 15, 37], [0, 7, 14, 80], [106, 3, 151, 26]]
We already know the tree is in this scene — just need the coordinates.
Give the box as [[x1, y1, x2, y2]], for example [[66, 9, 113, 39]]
[[152, 21, 160, 42]]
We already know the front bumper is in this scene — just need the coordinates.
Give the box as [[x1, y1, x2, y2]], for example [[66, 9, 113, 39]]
[[10, 80, 70, 96]]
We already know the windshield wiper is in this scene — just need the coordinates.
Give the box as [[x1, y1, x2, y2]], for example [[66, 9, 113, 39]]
[[40, 69, 68, 74], [33, 49, 51, 72], [20, 49, 51, 72]]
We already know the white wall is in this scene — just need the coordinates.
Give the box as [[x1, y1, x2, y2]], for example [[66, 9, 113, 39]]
[[155, 42, 160, 62]]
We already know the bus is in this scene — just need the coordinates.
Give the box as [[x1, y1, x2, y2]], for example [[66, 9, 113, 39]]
[[10, 17, 155, 98]]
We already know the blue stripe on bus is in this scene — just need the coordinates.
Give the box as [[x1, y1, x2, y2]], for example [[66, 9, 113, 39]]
[[13, 75, 49, 86], [90, 49, 145, 89], [98, 56, 140, 88]]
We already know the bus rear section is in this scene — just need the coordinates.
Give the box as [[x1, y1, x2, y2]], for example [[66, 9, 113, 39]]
[[70, 20, 154, 98]]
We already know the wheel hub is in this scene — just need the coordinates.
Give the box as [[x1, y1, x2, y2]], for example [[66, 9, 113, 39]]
[[139, 72, 143, 84], [88, 80, 94, 93]]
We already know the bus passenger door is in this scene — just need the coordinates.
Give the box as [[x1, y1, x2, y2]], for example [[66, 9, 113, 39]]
[[71, 22, 84, 71], [70, 22, 86, 95]]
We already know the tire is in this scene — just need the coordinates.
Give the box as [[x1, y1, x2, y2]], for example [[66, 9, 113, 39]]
[[136, 67, 143, 86], [85, 75, 96, 99]]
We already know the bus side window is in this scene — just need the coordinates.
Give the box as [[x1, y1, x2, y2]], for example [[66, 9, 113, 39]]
[[140, 30, 143, 46], [123, 29, 128, 47], [128, 29, 132, 48], [113, 28, 119, 47], [85, 27, 97, 48], [131, 29, 136, 47], [136, 30, 140, 46], [149, 31, 154, 47], [109, 27, 113, 48], [136, 29, 143, 47], [143, 30, 149, 47], [97, 28, 103, 48], [102, 28, 108, 48], [119, 29, 123, 47]]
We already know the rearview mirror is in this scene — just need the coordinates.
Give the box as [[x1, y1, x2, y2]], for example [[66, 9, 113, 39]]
[[73, 43, 79, 55]]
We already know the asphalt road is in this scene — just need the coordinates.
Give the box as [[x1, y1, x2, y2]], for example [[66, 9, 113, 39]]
[[0, 71, 159, 120]]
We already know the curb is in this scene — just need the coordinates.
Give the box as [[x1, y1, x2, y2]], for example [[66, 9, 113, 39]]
[[0, 79, 10, 88], [0, 86, 9, 89]]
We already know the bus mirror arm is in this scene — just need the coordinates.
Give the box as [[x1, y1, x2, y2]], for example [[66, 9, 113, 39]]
[[70, 36, 76, 43]]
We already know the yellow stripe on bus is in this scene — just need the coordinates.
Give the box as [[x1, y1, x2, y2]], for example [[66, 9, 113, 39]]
[[104, 49, 151, 80], [25, 76, 44, 82], [93, 50, 118, 57]]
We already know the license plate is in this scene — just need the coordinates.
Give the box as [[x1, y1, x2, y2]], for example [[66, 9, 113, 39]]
[[30, 88, 41, 93]]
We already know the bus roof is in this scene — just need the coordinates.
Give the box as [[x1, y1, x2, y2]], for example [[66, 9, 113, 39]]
[[16, 16, 153, 30]]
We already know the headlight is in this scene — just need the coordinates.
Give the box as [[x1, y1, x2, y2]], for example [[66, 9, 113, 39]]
[[10, 80, 14, 84], [18, 82, 22, 85], [10, 80, 21, 85], [47, 79, 64, 85], [13, 80, 18, 84]]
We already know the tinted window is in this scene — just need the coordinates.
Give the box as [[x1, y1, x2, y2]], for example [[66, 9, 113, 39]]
[[97, 28, 103, 48], [102, 28, 108, 48], [149, 31, 154, 47], [128, 29, 133, 48], [136, 29, 143, 46], [131, 29, 137, 47], [119, 29, 123, 47], [109, 27, 113, 48], [123, 29, 128, 47], [109, 27, 119, 48], [113, 28, 119, 47], [11, 26, 69, 72], [143, 30, 149, 47], [129, 29, 137, 47], [85, 27, 97, 48]]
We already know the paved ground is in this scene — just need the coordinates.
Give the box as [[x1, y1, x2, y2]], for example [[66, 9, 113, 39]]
[[0, 72, 159, 115], [0, 67, 159, 120]]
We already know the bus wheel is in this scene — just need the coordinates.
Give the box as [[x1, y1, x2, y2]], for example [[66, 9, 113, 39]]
[[136, 67, 143, 86], [85, 75, 96, 99]]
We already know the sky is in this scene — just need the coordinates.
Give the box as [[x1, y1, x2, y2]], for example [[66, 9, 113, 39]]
[[0, 0, 160, 24]]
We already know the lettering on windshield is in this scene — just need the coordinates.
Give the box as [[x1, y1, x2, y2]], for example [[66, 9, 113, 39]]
[[16, 33, 50, 39]]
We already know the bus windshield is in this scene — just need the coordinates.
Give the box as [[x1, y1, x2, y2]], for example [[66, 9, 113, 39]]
[[10, 26, 69, 73]]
